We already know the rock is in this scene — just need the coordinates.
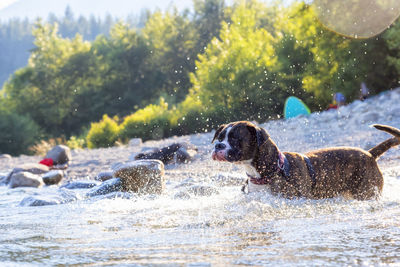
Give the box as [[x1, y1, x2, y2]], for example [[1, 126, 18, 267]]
[[86, 178, 123, 197], [60, 180, 101, 190], [45, 145, 71, 165], [176, 147, 197, 163], [134, 143, 181, 163], [20, 189, 78, 206], [4, 163, 49, 185], [42, 170, 64, 186], [0, 154, 11, 160], [94, 171, 114, 182], [0, 175, 6, 185], [20, 196, 58, 206], [113, 160, 165, 194], [12, 163, 49, 175], [9, 172, 44, 189], [134, 143, 198, 164], [128, 138, 142, 147]]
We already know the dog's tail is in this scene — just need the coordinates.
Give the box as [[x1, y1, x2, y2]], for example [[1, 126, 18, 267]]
[[369, 124, 400, 159]]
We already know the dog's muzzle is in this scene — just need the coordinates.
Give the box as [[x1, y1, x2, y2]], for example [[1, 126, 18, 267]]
[[212, 143, 228, 161]]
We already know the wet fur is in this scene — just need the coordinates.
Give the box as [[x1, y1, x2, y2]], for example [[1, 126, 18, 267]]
[[212, 121, 400, 200]]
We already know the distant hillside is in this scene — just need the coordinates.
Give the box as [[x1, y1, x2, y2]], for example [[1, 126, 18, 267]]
[[0, 0, 194, 21]]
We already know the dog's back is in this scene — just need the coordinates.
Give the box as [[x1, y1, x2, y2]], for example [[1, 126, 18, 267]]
[[303, 124, 400, 199], [304, 147, 382, 199]]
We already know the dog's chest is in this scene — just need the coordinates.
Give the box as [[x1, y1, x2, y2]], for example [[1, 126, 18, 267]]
[[242, 161, 271, 193]]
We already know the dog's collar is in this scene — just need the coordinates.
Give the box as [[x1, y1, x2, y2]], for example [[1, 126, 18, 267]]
[[247, 151, 290, 185], [277, 151, 290, 177]]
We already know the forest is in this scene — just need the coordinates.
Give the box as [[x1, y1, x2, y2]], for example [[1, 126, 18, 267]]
[[1, 0, 400, 155]]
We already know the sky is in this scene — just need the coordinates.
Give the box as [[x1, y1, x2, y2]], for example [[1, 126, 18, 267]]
[[0, 0, 196, 21], [0, 0, 18, 10], [0, 0, 296, 21]]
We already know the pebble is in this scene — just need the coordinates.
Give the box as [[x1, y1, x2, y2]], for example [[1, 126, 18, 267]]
[[42, 170, 64, 186]]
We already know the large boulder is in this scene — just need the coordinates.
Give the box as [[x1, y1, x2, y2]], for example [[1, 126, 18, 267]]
[[9, 172, 44, 188], [42, 170, 64, 186], [45, 145, 71, 165], [4, 163, 49, 185], [113, 160, 165, 194]]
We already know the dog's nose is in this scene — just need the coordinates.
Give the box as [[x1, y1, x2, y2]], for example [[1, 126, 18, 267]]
[[215, 143, 226, 150]]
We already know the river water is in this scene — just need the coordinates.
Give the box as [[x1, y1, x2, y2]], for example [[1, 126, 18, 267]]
[[1, 163, 400, 266]]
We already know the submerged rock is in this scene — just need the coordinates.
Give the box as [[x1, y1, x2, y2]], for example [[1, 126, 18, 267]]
[[20, 189, 78, 206], [86, 178, 123, 197], [45, 145, 71, 165], [42, 170, 64, 186], [9, 172, 44, 189], [0, 175, 7, 185], [61, 180, 101, 190], [94, 171, 114, 182], [113, 160, 165, 194]]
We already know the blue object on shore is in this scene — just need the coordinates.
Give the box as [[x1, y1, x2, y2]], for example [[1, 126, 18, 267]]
[[284, 96, 311, 119]]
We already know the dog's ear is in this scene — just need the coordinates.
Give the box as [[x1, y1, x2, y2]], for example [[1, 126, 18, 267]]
[[255, 127, 269, 147], [246, 124, 269, 147], [211, 124, 226, 143]]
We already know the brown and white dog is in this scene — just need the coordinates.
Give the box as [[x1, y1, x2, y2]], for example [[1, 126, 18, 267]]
[[211, 121, 400, 200]]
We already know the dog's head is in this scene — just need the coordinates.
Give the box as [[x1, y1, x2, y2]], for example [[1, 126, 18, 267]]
[[211, 121, 269, 163]]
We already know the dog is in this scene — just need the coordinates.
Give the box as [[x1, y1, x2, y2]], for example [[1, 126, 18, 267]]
[[211, 121, 400, 200]]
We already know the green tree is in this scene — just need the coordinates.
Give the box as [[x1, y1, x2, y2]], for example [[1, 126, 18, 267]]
[[142, 9, 198, 102], [3, 21, 91, 136], [189, 0, 283, 121], [0, 107, 41, 156]]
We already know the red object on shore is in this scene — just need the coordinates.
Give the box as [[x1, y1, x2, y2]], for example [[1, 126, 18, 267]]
[[327, 104, 338, 110], [39, 158, 54, 167]]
